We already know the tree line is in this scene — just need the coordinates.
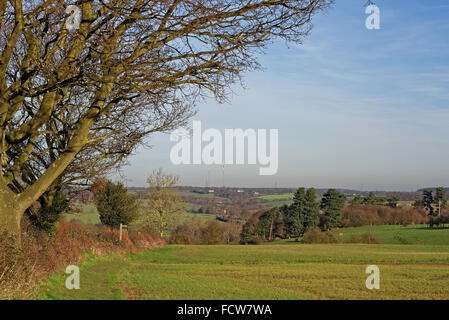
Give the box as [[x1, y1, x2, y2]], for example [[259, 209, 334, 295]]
[[241, 188, 346, 244], [241, 186, 448, 243]]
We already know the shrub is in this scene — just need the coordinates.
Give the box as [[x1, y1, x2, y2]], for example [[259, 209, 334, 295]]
[[32, 190, 69, 236], [346, 231, 379, 244], [200, 221, 226, 244], [341, 205, 426, 227], [169, 217, 203, 244], [359, 232, 379, 244], [428, 215, 449, 228], [169, 218, 241, 245], [303, 227, 337, 244], [96, 181, 140, 228]]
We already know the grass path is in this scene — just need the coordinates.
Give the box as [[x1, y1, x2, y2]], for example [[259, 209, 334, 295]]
[[37, 244, 449, 300]]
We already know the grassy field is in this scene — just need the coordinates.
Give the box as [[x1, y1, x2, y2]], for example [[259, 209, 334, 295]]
[[257, 193, 293, 207], [63, 203, 101, 224], [37, 243, 449, 300], [183, 212, 217, 221], [333, 224, 449, 245], [258, 193, 293, 201]]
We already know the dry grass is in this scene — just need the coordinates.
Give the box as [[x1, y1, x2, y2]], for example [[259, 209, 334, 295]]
[[0, 218, 164, 300]]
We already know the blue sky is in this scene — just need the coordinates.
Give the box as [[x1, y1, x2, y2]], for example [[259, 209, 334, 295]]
[[116, 0, 449, 191]]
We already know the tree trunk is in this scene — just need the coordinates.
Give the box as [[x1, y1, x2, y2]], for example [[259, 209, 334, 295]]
[[269, 217, 274, 241], [0, 118, 93, 246], [0, 188, 22, 246]]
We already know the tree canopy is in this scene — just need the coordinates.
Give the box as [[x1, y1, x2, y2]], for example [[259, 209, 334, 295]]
[[96, 180, 140, 227], [320, 188, 346, 229]]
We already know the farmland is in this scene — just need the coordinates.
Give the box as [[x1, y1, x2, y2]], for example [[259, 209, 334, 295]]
[[37, 243, 449, 300], [333, 225, 449, 245], [43, 192, 449, 300]]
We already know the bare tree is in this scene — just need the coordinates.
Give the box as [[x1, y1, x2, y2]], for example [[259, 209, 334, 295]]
[[0, 0, 332, 243], [141, 168, 184, 237]]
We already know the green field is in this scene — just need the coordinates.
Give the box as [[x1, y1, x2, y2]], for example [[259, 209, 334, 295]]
[[37, 243, 449, 300], [63, 204, 101, 224], [257, 193, 293, 207], [333, 225, 449, 245], [258, 193, 293, 201], [183, 212, 217, 221]]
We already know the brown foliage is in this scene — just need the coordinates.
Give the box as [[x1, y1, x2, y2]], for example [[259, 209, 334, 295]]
[[303, 228, 337, 244], [0, 219, 164, 300], [169, 217, 241, 245], [303, 227, 379, 244], [90, 177, 108, 199], [341, 205, 426, 227]]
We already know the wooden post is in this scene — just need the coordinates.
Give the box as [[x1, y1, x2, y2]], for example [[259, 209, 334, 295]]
[[119, 224, 128, 241]]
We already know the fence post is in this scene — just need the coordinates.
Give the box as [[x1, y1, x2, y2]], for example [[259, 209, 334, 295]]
[[120, 223, 123, 241]]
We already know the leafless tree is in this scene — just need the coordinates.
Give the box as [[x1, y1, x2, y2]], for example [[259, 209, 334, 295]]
[[0, 0, 332, 243]]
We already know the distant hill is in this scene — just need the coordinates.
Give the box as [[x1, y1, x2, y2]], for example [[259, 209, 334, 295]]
[[128, 186, 420, 200], [417, 187, 449, 192]]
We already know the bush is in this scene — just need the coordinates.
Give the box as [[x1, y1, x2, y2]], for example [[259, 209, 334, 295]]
[[169, 217, 203, 244], [200, 221, 225, 244], [96, 181, 140, 228], [341, 205, 426, 227], [169, 218, 241, 245], [302, 228, 379, 245], [428, 215, 449, 228], [246, 236, 265, 245], [303, 227, 337, 244], [347, 232, 379, 244], [32, 190, 69, 236]]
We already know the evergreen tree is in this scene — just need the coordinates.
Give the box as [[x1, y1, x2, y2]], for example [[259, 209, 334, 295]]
[[386, 196, 400, 208], [413, 199, 425, 209], [434, 187, 447, 215], [363, 192, 377, 205], [240, 213, 261, 244], [320, 189, 346, 229], [422, 189, 435, 216], [350, 195, 362, 205], [274, 214, 288, 239], [303, 188, 320, 231], [96, 181, 140, 228], [286, 188, 306, 237], [31, 190, 68, 236], [257, 207, 280, 241], [286, 207, 304, 238], [292, 188, 306, 211]]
